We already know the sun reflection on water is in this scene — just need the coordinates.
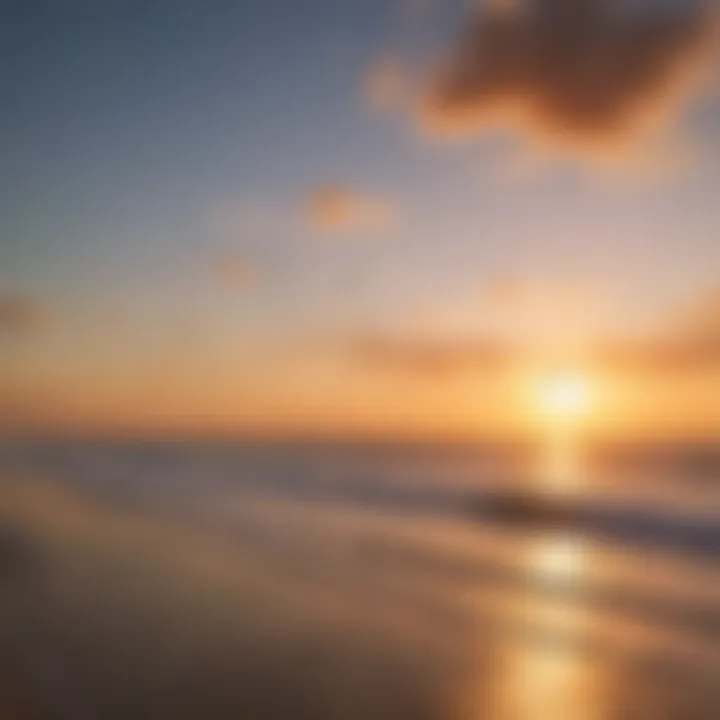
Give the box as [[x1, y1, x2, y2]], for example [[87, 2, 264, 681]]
[[464, 436, 607, 720], [488, 528, 602, 720]]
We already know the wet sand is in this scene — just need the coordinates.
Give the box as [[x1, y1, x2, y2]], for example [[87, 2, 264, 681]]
[[0, 443, 717, 719]]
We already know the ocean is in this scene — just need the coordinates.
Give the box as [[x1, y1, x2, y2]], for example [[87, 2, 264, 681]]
[[0, 439, 717, 719]]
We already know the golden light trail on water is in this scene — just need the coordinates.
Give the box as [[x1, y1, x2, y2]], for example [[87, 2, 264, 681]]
[[500, 370, 603, 719], [458, 365, 610, 720], [484, 375, 602, 720]]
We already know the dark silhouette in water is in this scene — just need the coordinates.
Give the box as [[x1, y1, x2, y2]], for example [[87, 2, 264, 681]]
[[476, 488, 720, 557]]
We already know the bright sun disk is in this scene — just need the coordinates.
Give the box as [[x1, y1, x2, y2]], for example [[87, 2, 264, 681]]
[[538, 372, 593, 420]]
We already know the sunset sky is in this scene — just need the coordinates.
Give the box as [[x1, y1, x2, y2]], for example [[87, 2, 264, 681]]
[[1, 0, 719, 439]]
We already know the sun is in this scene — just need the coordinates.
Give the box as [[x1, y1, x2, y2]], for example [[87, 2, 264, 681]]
[[538, 371, 594, 421]]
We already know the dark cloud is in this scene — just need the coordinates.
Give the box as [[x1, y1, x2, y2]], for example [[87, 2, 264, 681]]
[[308, 185, 396, 232], [0, 293, 47, 336], [421, 0, 717, 149]]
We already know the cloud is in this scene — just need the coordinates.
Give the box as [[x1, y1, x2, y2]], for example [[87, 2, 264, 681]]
[[347, 289, 720, 381], [307, 185, 397, 232], [476, 276, 604, 350], [0, 293, 47, 336], [348, 334, 516, 378], [419, 0, 718, 154], [213, 254, 257, 289], [364, 57, 409, 109], [596, 290, 720, 374], [481, 276, 594, 315]]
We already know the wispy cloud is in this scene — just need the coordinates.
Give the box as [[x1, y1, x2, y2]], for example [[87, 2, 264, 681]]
[[363, 57, 409, 110], [346, 288, 720, 380], [596, 290, 720, 374], [0, 293, 47, 336], [347, 334, 516, 378], [212, 254, 257, 290]]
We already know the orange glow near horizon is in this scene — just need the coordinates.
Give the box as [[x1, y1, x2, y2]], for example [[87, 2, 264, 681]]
[[3, 347, 718, 442]]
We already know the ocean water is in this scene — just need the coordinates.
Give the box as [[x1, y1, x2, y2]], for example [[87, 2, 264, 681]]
[[0, 440, 717, 719]]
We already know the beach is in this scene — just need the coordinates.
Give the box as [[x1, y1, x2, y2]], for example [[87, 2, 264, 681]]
[[0, 440, 717, 719]]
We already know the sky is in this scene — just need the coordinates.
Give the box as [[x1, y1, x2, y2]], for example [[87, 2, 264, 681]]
[[1, 0, 719, 440]]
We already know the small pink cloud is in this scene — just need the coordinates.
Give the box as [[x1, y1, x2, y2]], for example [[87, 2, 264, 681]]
[[307, 185, 397, 233]]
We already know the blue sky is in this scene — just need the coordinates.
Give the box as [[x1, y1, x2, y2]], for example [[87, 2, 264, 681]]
[[1, 0, 718, 437]]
